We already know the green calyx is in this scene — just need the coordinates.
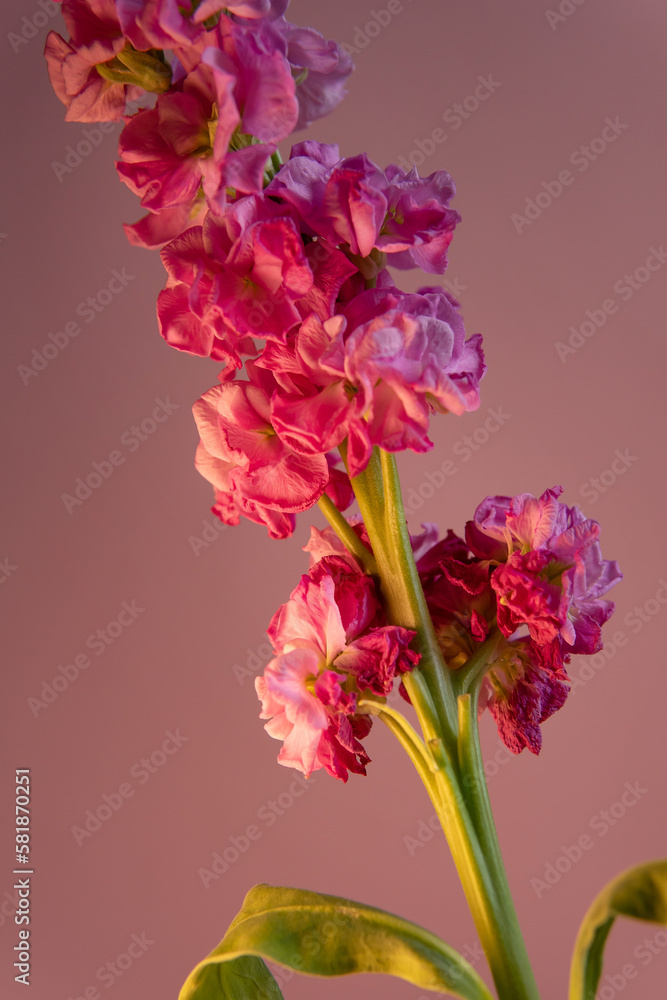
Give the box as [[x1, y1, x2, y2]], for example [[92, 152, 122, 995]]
[[96, 44, 172, 94]]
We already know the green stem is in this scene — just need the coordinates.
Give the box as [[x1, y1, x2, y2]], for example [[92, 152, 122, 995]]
[[347, 448, 458, 745], [455, 693, 541, 1000], [316, 494, 377, 575], [428, 735, 540, 1000], [451, 629, 504, 698]]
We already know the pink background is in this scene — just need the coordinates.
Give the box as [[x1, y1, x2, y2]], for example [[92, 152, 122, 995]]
[[2, 0, 666, 997]]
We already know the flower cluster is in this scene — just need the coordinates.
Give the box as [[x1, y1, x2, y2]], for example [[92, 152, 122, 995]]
[[179, 145, 484, 536], [46, 0, 352, 245], [256, 554, 419, 779], [46, 2, 485, 539], [416, 486, 622, 754]]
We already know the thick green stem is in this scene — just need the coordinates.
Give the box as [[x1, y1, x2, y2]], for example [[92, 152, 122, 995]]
[[348, 448, 458, 744]]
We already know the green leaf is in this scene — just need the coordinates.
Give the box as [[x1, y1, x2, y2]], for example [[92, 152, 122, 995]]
[[569, 858, 667, 1000], [179, 884, 495, 1000], [179, 954, 284, 1000]]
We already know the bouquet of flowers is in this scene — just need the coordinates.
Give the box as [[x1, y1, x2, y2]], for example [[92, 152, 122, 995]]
[[44, 2, 667, 998]]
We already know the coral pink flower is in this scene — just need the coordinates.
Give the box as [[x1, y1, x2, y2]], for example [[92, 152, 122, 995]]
[[45, 0, 139, 122], [257, 557, 418, 778], [193, 364, 330, 539]]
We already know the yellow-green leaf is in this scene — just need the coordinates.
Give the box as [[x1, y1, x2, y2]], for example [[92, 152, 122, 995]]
[[180, 884, 494, 1000], [569, 858, 667, 1000]]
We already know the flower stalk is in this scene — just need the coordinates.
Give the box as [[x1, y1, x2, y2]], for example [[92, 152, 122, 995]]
[[348, 446, 541, 1000]]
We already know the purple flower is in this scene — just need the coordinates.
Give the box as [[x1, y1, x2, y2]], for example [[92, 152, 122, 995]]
[[268, 143, 460, 272]]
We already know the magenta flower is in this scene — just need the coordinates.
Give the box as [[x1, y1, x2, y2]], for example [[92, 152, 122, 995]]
[[479, 639, 570, 755], [192, 365, 330, 539], [157, 199, 355, 363], [472, 486, 623, 654], [257, 557, 418, 778], [117, 50, 279, 245], [417, 488, 622, 753], [377, 165, 461, 273], [268, 286, 485, 476], [268, 143, 388, 257], [115, 0, 202, 49], [194, 0, 285, 20]]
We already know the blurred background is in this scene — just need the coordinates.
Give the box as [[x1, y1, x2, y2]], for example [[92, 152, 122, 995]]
[[1, 0, 666, 997]]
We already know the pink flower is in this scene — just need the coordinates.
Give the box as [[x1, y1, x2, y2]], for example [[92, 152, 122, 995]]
[[158, 200, 354, 363], [117, 49, 278, 244], [45, 0, 137, 122], [268, 143, 388, 257], [303, 521, 369, 570], [268, 286, 485, 476], [192, 364, 330, 539], [257, 557, 418, 778]]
